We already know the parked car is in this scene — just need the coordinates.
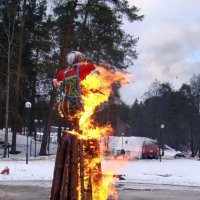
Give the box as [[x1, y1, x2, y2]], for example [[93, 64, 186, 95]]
[[141, 143, 158, 159], [174, 152, 185, 158]]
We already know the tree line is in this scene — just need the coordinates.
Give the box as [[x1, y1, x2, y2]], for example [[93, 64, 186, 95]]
[[2, 1, 198, 158], [115, 76, 200, 157], [0, 0, 143, 157]]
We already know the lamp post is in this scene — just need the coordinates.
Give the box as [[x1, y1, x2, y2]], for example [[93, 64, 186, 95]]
[[159, 124, 165, 162], [160, 124, 165, 156], [34, 119, 38, 158], [39, 120, 42, 141], [121, 132, 124, 149], [25, 101, 32, 164]]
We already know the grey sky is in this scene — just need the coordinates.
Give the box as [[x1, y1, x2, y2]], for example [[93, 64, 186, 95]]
[[120, 0, 200, 105]]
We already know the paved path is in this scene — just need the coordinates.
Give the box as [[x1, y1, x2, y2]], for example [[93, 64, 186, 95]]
[[119, 189, 200, 200], [118, 183, 200, 200], [1, 183, 200, 200], [0, 185, 50, 200]]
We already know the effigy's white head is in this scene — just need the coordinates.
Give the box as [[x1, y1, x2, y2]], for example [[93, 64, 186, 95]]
[[66, 51, 86, 66]]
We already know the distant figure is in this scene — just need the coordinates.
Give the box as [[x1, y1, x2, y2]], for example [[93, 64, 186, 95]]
[[0, 166, 9, 174]]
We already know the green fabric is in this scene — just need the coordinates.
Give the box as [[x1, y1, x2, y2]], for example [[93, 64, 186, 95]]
[[60, 75, 80, 117]]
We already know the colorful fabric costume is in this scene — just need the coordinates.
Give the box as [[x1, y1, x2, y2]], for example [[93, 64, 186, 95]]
[[56, 63, 95, 123]]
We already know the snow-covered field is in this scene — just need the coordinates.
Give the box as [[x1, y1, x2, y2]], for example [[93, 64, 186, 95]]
[[103, 159, 200, 187], [1, 156, 200, 189], [1, 129, 199, 190], [0, 130, 57, 158]]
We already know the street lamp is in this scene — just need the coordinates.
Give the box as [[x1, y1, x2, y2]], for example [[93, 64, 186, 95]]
[[160, 124, 165, 129], [39, 120, 42, 131], [25, 101, 32, 164], [39, 120, 43, 141], [159, 124, 165, 162], [34, 119, 38, 158], [121, 132, 124, 150], [121, 132, 125, 158], [161, 124, 165, 156]]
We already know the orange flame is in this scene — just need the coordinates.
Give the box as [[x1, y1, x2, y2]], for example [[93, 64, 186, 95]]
[[78, 66, 129, 138], [68, 64, 129, 200]]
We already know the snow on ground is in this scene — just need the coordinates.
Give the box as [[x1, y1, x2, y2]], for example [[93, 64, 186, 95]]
[[1, 129, 197, 189], [102, 159, 200, 187], [0, 158, 55, 185], [104, 136, 180, 159], [1, 157, 200, 188], [0, 130, 57, 158], [0, 129, 180, 159], [108, 136, 154, 152]]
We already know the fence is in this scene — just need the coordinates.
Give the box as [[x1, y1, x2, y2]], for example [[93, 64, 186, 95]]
[[0, 139, 58, 159], [102, 149, 141, 160]]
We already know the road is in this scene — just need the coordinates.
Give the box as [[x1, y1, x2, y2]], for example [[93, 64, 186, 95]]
[[118, 183, 200, 200], [1, 182, 200, 200], [119, 189, 200, 200]]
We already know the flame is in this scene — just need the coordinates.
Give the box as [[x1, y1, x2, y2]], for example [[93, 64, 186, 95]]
[[65, 64, 129, 200], [78, 66, 129, 138]]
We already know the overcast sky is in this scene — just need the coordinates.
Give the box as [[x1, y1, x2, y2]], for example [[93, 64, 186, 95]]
[[120, 0, 200, 105]]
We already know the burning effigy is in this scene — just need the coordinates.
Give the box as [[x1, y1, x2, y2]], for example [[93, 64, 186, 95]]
[[50, 51, 128, 200]]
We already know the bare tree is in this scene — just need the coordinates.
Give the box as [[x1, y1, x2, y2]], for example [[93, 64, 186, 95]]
[[190, 74, 200, 157], [0, 1, 18, 157], [39, 0, 79, 155], [10, 0, 27, 153]]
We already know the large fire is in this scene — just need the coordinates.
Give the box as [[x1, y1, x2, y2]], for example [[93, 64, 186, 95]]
[[67, 64, 129, 200]]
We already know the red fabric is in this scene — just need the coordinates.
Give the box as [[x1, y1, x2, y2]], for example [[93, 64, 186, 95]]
[[1, 167, 9, 174], [57, 63, 95, 82], [56, 63, 95, 121], [57, 69, 66, 82]]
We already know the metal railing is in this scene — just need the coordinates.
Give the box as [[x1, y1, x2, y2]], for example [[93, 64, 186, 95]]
[[0, 140, 58, 159]]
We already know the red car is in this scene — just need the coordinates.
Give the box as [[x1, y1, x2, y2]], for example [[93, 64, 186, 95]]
[[141, 143, 158, 159]]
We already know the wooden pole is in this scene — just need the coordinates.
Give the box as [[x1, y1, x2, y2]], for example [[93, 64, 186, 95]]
[[50, 132, 102, 200], [79, 139, 85, 200], [85, 139, 102, 200], [86, 176, 92, 200], [69, 135, 79, 200], [50, 133, 69, 200], [60, 134, 71, 200]]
